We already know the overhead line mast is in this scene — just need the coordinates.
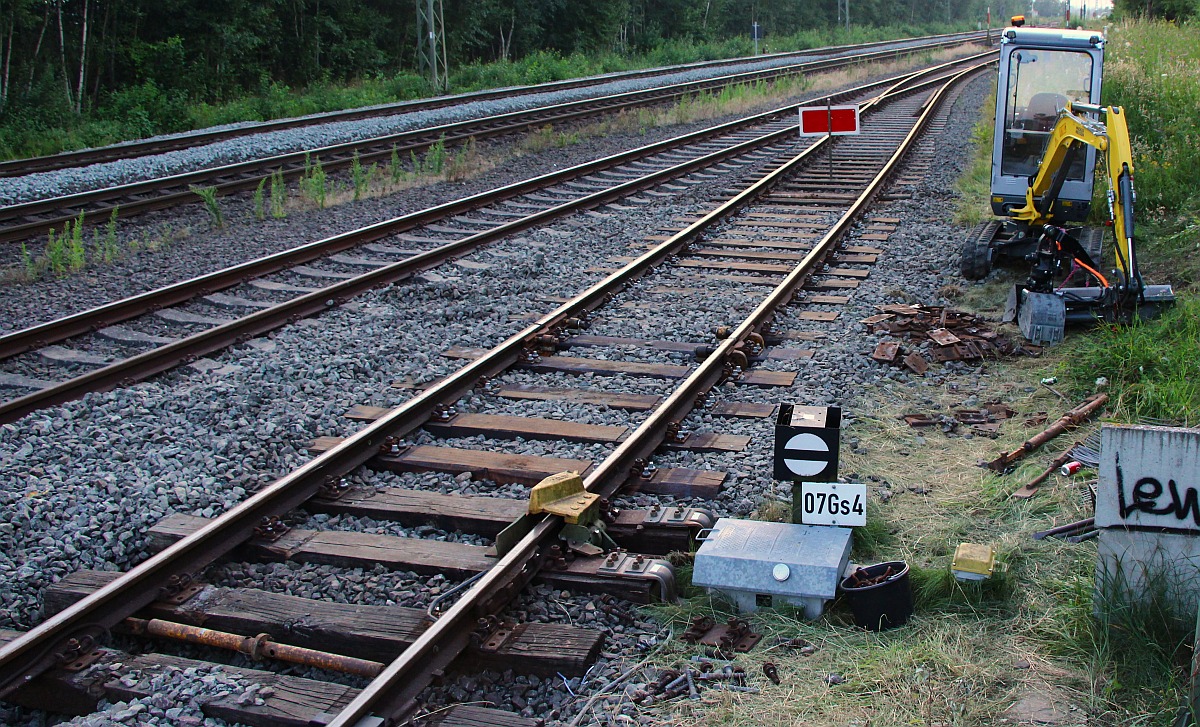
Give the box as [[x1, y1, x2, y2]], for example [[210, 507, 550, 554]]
[[416, 0, 449, 93]]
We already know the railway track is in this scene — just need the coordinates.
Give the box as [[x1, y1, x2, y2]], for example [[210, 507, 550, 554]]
[[0, 51, 995, 424], [0, 33, 988, 246], [0, 55, 991, 727], [0, 31, 985, 179]]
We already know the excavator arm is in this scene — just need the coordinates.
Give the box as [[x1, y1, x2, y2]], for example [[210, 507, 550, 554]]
[[1009, 102, 1138, 283]]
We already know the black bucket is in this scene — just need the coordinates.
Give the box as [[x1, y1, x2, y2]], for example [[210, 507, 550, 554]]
[[838, 561, 913, 631]]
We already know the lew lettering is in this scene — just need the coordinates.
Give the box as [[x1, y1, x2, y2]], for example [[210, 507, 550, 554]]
[[1115, 452, 1200, 527]]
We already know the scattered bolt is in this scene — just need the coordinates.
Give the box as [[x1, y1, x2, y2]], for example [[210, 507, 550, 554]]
[[763, 662, 781, 685], [712, 685, 760, 693]]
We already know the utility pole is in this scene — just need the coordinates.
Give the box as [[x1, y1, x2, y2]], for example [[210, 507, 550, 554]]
[[416, 0, 448, 93], [836, 0, 850, 30]]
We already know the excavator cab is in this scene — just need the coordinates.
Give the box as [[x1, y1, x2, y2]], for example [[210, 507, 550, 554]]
[[991, 28, 1105, 222]]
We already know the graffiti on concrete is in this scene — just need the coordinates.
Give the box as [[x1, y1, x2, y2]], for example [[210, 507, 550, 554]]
[[1115, 452, 1200, 527]]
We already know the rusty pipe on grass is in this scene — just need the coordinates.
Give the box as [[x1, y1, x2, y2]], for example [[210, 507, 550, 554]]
[[988, 394, 1108, 471]]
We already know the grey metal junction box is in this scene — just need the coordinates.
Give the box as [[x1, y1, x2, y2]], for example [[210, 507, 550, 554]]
[[692, 517, 852, 619]]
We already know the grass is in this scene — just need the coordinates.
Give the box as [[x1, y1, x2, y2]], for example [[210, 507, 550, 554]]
[[1057, 21, 1200, 425], [953, 83, 997, 227], [626, 20, 1200, 727], [635, 355, 1186, 725], [1057, 297, 1200, 424], [1102, 21, 1200, 293], [1103, 21, 1200, 220]]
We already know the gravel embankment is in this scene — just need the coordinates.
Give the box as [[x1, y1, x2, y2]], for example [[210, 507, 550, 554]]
[[0, 73, 991, 727], [0, 35, 969, 206], [0, 111, 788, 333]]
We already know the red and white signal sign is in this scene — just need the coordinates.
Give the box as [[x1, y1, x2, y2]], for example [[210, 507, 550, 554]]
[[799, 106, 860, 136]]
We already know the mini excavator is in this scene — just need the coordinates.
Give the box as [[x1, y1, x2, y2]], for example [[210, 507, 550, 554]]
[[960, 26, 1174, 344]]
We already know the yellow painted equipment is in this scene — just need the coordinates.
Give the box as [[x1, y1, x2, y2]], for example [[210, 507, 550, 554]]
[[528, 472, 599, 525], [951, 543, 998, 581], [960, 26, 1174, 343]]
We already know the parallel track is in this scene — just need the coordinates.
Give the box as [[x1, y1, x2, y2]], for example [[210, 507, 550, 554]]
[[0, 57, 992, 726], [0, 31, 985, 179], [0, 34, 987, 245], [0, 52, 995, 424]]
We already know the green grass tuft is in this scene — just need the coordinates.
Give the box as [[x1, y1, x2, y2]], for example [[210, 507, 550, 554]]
[[1059, 297, 1200, 424]]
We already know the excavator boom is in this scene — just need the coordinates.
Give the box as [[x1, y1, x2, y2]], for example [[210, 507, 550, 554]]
[[1009, 102, 1136, 281]]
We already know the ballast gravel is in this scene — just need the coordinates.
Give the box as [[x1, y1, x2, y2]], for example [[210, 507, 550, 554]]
[[0, 145, 782, 633], [0, 107, 795, 333], [0, 71, 993, 727]]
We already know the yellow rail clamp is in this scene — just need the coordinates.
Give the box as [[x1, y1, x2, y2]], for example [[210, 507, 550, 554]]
[[951, 543, 999, 582], [528, 472, 599, 525]]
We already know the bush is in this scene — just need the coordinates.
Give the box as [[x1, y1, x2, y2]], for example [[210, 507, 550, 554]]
[[100, 81, 191, 135]]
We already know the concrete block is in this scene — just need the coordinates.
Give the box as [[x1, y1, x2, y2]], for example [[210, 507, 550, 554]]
[[1096, 424, 1200, 531], [1095, 424, 1200, 616]]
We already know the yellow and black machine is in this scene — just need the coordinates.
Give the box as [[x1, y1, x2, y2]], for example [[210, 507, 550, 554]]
[[960, 26, 1174, 344]]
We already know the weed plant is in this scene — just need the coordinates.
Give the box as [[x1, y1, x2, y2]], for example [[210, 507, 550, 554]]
[[67, 214, 85, 271], [421, 137, 446, 176], [253, 178, 266, 220], [445, 137, 479, 181], [351, 152, 369, 201], [92, 207, 121, 263], [299, 154, 327, 208], [188, 185, 225, 228], [269, 171, 287, 219], [389, 145, 403, 183]]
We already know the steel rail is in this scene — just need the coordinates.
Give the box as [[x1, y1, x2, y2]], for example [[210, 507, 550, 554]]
[[0, 59, 938, 363], [0, 31, 985, 178], [0, 38, 989, 244], [322, 61, 995, 727], [0, 58, 992, 703], [0, 54, 996, 425], [0, 115, 808, 424]]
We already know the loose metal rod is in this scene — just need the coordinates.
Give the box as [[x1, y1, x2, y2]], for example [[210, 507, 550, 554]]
[[125, 618, 386, 678], [988, 394, 1108, 471]]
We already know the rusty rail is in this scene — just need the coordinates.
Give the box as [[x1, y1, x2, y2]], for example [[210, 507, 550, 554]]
[[0, 58, 993, 707]]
